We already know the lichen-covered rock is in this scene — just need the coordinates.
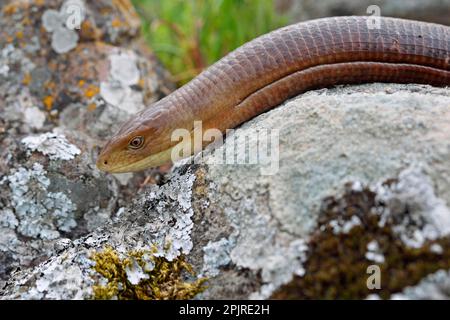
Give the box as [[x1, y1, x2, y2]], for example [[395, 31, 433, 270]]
[[0, 165, 203, 299], [0, 0, 174, 138], [189, 84, 450, 299], [0, 126, 121, 286], [0, 0, 174, 289], [280, 0, 450, 25], [2, 83, 450, 299], [391, 270, 450, 300]]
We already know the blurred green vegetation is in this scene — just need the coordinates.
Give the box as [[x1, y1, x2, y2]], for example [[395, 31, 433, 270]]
[[132, 0, 290, 84]]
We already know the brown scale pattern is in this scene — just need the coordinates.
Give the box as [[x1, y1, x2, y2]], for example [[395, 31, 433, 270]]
[[138, 17, 448, 132], [102, 16, 449, 170]]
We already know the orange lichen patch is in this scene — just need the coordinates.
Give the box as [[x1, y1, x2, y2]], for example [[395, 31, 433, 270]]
[[87, 103, 97, 111], [22, 73, 32, 86], [100, 7, 114, 15], [43, 96, 54, 110], [21, 17, 32, 26], [16, 31, 24, 39], [52, 43, 104, 96], [84, 85, 100, 99], [2, 4, 17, 15], [6, 35, 14, 43], [111, 18, 122, 28], [112, 0, 141, 30], [44, 81, 57, 91], [47, 61, 58, 70], [80, 20, 101, 41], [138, 78, 145, 88]]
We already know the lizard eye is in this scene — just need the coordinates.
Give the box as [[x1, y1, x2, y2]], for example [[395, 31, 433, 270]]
[[128, 136, 144, 149]]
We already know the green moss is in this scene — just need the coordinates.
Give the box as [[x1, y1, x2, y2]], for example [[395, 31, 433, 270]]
[[91, 246, 207, 300], [271, 183, 450, 299]]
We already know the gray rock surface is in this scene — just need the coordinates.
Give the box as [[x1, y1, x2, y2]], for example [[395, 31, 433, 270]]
[[0, 0, 174, 288], [2, 83, 450, 299], [391, 269, 450, 300]]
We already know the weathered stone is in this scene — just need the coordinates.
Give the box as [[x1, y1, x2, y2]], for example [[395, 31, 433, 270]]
[[2, 83, 450, 299], [0, 0, 175, 288]]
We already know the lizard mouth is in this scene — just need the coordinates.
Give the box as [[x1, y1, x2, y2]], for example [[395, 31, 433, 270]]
[[96, 147, 175, 173]]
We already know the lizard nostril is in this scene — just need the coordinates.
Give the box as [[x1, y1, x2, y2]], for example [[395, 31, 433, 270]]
[[103, 160, 108, 165]]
